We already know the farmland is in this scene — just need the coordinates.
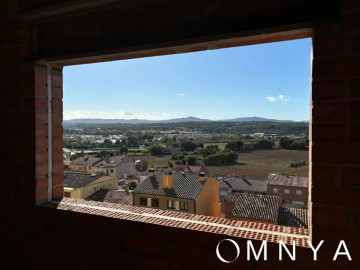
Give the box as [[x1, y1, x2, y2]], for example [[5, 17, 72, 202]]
[[130, 149, 308, 180]]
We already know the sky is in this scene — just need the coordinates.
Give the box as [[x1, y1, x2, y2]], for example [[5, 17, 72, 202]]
[[63, 38, 312, 121]]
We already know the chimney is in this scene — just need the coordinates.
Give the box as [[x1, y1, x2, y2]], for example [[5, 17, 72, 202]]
[[224, 201, 235, 219], [162, 170, 173, 189], [198, 172, 206, 181], [148, 168, 155, 177]]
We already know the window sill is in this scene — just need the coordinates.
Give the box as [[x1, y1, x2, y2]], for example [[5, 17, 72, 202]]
[[43, 198, 310, 247]]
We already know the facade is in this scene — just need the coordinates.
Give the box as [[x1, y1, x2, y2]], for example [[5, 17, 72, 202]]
[[69, 157, 103, 172], [93, 155, 134, 179], [63, 172, 117, 199], [267, 173, 309, 208], [133, 170, 221, 217]]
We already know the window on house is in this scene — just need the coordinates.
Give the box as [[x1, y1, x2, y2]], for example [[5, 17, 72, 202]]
[[64, 192, 71, 198], [180, 202, 188, 211], [167, 200, 175, 209], [140, 197, 147, 206], [151, 198, 159, 208], [62, 36, 311, 234], [296, 190, 302, 196]]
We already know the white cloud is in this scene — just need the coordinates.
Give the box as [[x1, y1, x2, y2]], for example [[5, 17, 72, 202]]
[[278, 94, 291, 102], [266, 94, 292, 103], [176, 93, 185, 97], [266, 96, 277, 102], [64, 109, 181, 120]]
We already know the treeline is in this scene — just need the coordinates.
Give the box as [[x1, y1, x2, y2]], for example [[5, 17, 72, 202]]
[[64, 121, 309, 136]]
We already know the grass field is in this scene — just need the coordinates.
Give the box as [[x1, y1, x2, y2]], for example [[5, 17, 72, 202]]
[[209, 149, 309, 180], [130, 149, 309, 180]]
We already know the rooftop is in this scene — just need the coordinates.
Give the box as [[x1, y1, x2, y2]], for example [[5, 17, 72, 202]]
[[220, 176, 267, 194], [132, 171, 207, 200], [70, 157, 103, 166], [95, 155, 132, 168], [226, 192, 280, 223], [86, 189, 133, 205], [278, 207, 308, 229], [267, 173, 308, 188], [173, 165, 209, 174], [64, 172, 104, 188]]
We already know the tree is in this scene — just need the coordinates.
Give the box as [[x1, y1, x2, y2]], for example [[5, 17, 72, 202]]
[[254, 139, 274, 150], [148, 145, 165, 155], [225, 140, 244, 152], [279, 137, 293, 149], [200, 145, 219, 157], [119, 146, 128, 154], [186, 155, 197, 165], [180, 141, 197, 152], [127, 181, 138, 190]]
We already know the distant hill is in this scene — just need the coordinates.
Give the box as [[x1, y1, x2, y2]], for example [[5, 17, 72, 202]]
[[63, 116, 302, 124], [224, 116, 296, 123]]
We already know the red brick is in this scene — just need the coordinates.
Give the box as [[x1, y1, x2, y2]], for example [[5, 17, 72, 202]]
[[52, 99, 62, 112], [312, 123, 346, 142], [35, 151, 48, 163], [35, 163, 48, 177], [51, 74, 63, 88], [52, 125, 63, 138], [52, 186, 64, 200], [35, 85, 47, 96], [35, 138, 48, 150], [349, 124, 360, 142], [52, 87, 63, 99], [342, 11, 360, 33], [35, 112, 48, 124], [314, 23, 341, 37], [312, 144, 360, 164], [7, 32, 32, 48], [313, 207, 349, 230], [313, 101, 360, 121], [350, 78, 360, 98], [52, 149, 63, 161], [313, 35, 345, 57], [313, 186, 360, 207], [35, 187, 48, 203], [52, 112, 62, 124], [52, 174, 64, 186], [341, 166, 360, 187], [312, 80, 345, 101], [35, 70, 47, 86], [0, 47, 32, 62], [36, 178, 48, 190], [52, 162, 63, 174], [313, 56, 360, 78], [36, 125, 48, 138], [312, 164, 337, 186], [342, 0, 360, 10]]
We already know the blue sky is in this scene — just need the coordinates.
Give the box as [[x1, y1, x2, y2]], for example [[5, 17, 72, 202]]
[[63, 38, 312, 121]]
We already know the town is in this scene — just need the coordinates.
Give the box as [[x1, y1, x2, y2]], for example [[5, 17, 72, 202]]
[[63, 120, 309, 230]]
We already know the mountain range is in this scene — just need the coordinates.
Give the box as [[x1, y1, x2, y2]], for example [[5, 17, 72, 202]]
[[63, 116, 307, 124]]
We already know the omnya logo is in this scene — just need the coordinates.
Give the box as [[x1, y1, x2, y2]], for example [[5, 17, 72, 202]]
[[216, 239, 352, 263]]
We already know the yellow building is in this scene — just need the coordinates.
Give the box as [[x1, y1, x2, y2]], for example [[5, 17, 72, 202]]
[[69, 157, 103, 173], [63, 171, 117, 199], [132, 170, 221, 217]]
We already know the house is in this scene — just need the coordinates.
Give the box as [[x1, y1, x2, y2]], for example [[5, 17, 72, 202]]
[[224, 192, 280, 224], [219, 176, 267, 203], [132, 169, 221, 217], [69, 156, 103, 172], [63, 172, 117, 199], [93, 155, 134, 179], [172, 164, 210, 175], [267, 173, 309, 208]]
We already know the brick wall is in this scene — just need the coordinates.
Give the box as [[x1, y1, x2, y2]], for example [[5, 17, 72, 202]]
[[0, 1, 359, 269]]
